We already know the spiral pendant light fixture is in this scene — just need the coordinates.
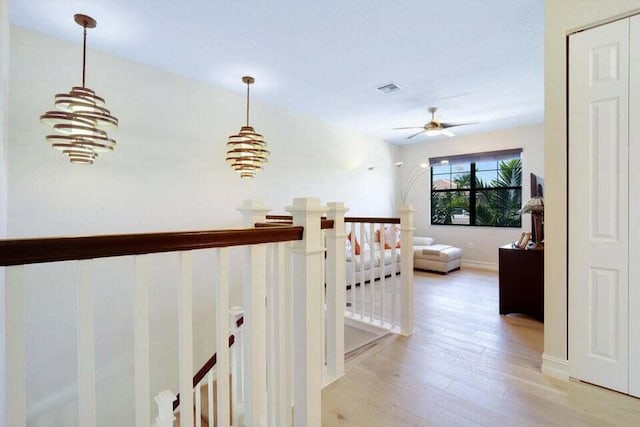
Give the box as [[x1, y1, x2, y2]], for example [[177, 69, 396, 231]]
[[40, 14, 118, 165], [225, 76, 269, 178]]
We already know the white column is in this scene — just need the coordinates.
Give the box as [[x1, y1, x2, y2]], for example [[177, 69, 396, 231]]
[[238, 200, 271, 427], [153, 389, 177, 427], [286, 197, 326, 427], [325, 202, 348, 381], [398, 205, 415, 336]]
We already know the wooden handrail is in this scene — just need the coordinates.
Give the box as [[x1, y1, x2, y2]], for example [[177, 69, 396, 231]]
[[0, 227, 304, 267], [266, 214, 401, 225], [173, 315, 244, 411], [255, 220, 335, 230], [345, 216, 400, 224]]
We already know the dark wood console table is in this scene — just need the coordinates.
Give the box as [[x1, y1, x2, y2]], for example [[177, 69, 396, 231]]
[[498, 244, 544, 322]]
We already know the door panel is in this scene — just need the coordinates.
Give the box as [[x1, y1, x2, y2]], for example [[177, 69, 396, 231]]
[[569, 18, 629, 393], [629, 14, 640, 398]]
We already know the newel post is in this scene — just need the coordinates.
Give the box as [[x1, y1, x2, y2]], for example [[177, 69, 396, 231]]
[[398, 205, 415, 336], [286, 197, 326, 427], [325, 202, 348, 381], [153, 389, 176, 427], [238, 199, 271, 427]]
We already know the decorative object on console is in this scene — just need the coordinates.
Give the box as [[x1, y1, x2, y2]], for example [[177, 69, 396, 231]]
[[40, 14, 119, 165], [226, 76, 270, 178], [520, 197, 544, 249]]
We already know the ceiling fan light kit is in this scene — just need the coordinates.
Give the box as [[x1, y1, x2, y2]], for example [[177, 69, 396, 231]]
[[225, 76, 270, 178], [40, 14, 118, 165]]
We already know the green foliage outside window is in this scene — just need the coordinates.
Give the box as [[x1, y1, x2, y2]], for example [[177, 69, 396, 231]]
[[431, 157, 522, 227]]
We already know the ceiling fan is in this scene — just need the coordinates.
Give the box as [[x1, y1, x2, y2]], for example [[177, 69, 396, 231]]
[[393, 107, 477, 139]]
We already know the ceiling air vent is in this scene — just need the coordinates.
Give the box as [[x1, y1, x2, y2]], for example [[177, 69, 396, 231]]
[[376, 82, 401, 94]]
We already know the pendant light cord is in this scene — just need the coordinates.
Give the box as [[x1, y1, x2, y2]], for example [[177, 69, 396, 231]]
[[246, 82, 250, 126], [82, 24, 87, 87]]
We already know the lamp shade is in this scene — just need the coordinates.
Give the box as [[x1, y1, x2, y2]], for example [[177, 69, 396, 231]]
[[225, 76, 269, 178], [40, 15, 118, 165], [520, 197, 544, 214]]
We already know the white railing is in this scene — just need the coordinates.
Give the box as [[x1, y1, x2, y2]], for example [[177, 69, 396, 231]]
[[2, 198, 414, 427], [2, 197, 332, 427], [341, 207, 415, 336]]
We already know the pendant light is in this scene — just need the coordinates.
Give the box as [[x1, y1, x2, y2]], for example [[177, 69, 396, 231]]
[[40, 14, 118, 165], [225, 76, 269, 178]]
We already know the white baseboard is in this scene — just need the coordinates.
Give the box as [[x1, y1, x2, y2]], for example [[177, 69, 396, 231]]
[[461, 260, 498, 272], [541, 353, 570, 380]]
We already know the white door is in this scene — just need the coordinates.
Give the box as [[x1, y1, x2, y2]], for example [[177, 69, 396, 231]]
[[629, 14, 640, 398], [569, 18, 630, 393]]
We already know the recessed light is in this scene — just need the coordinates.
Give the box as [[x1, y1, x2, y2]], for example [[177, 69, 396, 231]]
[[376, 82, 402, 94]]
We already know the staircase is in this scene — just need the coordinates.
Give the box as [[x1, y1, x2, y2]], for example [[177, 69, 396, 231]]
[[1, 197, 415, 427]]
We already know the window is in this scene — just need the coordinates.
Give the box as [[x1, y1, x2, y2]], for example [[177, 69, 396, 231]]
[[430, 150, 522, 227]]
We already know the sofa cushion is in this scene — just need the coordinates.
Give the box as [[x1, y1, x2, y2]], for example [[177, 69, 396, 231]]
[[415, 244, 462, 262], [413, 236, 435, 246]]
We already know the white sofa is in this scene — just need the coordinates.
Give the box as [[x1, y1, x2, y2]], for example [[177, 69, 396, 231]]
[[345, 248, 401, 287], [345, 227, 401, 287], [344, 233, 463, 287]]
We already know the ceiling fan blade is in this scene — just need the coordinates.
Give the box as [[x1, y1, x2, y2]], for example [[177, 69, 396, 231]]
[[407, 130, 426, 139], [440, 121, 478, 129], [442, 129, 455, 137], [393, 126, 425, 130]]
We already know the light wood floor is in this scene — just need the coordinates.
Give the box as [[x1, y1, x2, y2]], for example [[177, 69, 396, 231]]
[[322, 268, 640, 426]]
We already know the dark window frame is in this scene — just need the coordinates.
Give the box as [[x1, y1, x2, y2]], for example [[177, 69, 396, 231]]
[[430, 158, 522, 228]]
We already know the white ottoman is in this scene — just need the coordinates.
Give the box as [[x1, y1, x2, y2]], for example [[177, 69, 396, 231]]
[[413, 244, 462, 274]]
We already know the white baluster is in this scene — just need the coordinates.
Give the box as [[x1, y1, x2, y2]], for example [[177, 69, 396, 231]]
[[195, 382, 202, 427], [230, 306, 245, 426], [399, 206, 416, 336], [134, 255, 151, 427], [369, 222, 376, 323], [390, 226, 398, 330], [325, 202, 348, 381], [77, 260, 96, 427], [270, 242, 293, 425], [379, 224, 387, 328], [286, 197, 326, 427], [349, 223, 356, 316], [266, 244, 276, 426], [358, 222, 365, 320], [207, 370, 214, 427], [215, 248, 231, 427], [179, 251, 194, 427], [153, 389, 177, 427], [6, 265, 26, 427], [238, 199, 271, 427]]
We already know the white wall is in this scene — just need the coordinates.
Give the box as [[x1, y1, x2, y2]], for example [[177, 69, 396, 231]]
[[0, 0, 9, 425], [9, 26, 398, 238], [544, 0, 640, 375], [8, 26, 398, 426], [399, 123, 544, 267]]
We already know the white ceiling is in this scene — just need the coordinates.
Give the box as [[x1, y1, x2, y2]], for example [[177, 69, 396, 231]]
[[10, 0, 544, 145]]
